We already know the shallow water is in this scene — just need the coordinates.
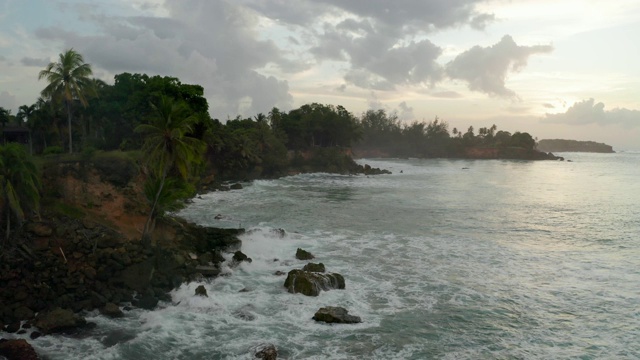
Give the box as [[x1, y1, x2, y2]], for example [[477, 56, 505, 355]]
[[14, 152, 640, 359]]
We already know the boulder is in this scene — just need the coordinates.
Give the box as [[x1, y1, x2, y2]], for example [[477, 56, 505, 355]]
[[302, 262, 325, 273], [34, 308, 87, 334], [229, 183, 243, 190], [134, 294, 159, 310], [254, 343, 278, 360], [194, 266, 221, 277], [195, 285, 208, 297], [25, 222, 53, 237], [232, 251, 252, 264], [0, 339, 41, 360], [283, 270, 345, 296], [295, 248, 314, 260], [100, 303, 124, 318], [313, 306, 361, 324]]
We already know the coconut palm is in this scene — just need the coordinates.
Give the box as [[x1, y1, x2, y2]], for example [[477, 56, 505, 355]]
[[38, 48, 94, 153], [0, 143, 40, 241], [135, 96, 205, 242], [16, 104, 36, 154]]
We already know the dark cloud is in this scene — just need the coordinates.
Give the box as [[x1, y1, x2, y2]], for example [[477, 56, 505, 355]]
[[544, 98, 640, 128], [446, 35, 553, 98], [20, 57, 51, 67], [470, 13, 496, 31], [542, 103, 555, 109]]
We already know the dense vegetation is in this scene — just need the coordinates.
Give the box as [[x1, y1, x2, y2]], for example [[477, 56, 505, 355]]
[[0, 49, 549, 242]]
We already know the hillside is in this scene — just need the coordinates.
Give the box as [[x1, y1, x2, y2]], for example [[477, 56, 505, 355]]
[[536, 139, 614, 153]]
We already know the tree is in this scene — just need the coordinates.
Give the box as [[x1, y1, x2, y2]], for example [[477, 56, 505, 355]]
[[0, 143, 40, 241], [38, 48, 94, 153], [17, 105, 36, 154], [135, 96, 205, 242]]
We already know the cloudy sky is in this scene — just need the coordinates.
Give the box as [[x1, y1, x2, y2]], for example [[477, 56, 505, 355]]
[[1, 0, 639, 150]]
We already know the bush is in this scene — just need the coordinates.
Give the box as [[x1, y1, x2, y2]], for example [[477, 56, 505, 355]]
[[43, 146, 64, 156]]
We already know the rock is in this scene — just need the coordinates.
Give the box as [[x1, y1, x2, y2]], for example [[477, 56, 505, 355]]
[[295, 248, 314, 260], [313, 306, 361, 324], [232, 251, 252, 263], [34, 308, 87, 334], [274, 271, 286, 276], [270, 228, 286, 238], [100, 330, 137, 348], [30, 331, 42, 340], [283, 270, 345, 296], [0, 339, 41, 360], [195, 265, 221, 277], [302, 262, 325, 273], [229, 183, 243, 190], [134, 294, 159, 310], [13, 306, 35, 320], [100, 303, 124, 318], [195, 285, 208, 297], [254, 343, 278, 360], [119, 259, 155, 292], [25, 222, 53, 237], [6, 322, 20, 333]]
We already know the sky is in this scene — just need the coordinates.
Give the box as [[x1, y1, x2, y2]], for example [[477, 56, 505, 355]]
[[1, 0, 639, 150]]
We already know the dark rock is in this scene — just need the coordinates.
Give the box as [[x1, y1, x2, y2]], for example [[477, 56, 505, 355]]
[[0, 339, 41, 360], [134, 294, 159, 310], [13, 306, 35, 320], [6, 322, 20, 333], [295, 248, 314, 260], [119, 259, 155, 292], [255, 343, 278, 360], [302, 262, 325, 273], [100, 303, 124, 318], [34, 308, 87, 334], [195, 266, 221, 277], [283, 270, 345, 296], [229, 183, 243, 190], [29, 331, 42, 340], [313, 306, 361, 324], [25, 222, 53, 237], [101, 330, 137, 348], [232, 251, 252, 263], [195, 285, 208, 297], [274, 271, 286, 276], [271, 228, 286, 238]]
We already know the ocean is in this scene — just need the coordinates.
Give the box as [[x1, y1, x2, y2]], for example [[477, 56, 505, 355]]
[[25, 152, 640, 359]]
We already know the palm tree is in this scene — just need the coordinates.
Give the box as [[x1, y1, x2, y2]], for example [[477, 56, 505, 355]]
[[17, 104, 36, 154], [38, 48, 94, 154], [0, 143, 40, 241], [135, 96, 205, 242]]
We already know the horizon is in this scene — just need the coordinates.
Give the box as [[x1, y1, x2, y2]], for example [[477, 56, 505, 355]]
[[0, 0, 638, 150]]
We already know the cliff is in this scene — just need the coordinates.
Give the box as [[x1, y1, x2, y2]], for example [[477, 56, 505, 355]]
[[537, 139, 614, 153]]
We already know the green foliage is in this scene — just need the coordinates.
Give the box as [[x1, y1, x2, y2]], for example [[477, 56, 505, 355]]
[[92, 152, 139, 187], [43, 146, 64, 156], [0, 143, 41, 240]]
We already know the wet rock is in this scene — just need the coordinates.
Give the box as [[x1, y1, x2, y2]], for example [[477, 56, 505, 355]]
[[34, 308, 87, 334], [232, 251, 252, 264], [194, 266, 221, 277], [313, 306, 361, 324], [274, 271, 286, 276], [101, 330, 136, 348], [0, 339, 41, 360], [229, 183, 243, 190], [134, 294, 159, 310], [100, 303, 124, 318], [13, 306, 35, 320], [195, 285, 208, 297], [302, 262, 325, 273], [295, 248, 314, 260], [6, 322, 20, 333], [119, 259, 154, 292], [29, 331, 42, 340], [234, 305, 256, 321], [270, 228, 286, 238], [254, 343, 278, 360], [284, 270, 345, 296]]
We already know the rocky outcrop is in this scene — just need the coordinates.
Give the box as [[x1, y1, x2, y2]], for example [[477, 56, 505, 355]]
[[0, 216, 244, 325], [283, 269, 345, 296], [312, 306, 361, 324], [232, 250, 252, 264], [295, 248, 314, 260], [362, 164, 392, 175], [302, 263, 325, 273], [100, 303, 124, 318], [0, 339, 41, 360], [254, 344, 278, 359], [195, 285, 208, 297], [537, 139, 614, 153]]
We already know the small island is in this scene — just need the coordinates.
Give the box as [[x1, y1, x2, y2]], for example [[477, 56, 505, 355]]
[[536, 139, 614, 153]]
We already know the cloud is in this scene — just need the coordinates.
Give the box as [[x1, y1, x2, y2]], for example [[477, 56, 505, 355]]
[[542, 103, 555, 109], [430, 90, 463, 99], [397, 101, 415, 121], [544, 98, 640, 128], [446, 35, 553, 98], [20, 57, 51, 67], [0, 91, 17, 111], [34, 0, 296, 117]]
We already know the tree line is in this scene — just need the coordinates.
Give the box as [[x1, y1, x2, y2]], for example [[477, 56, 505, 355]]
[[0, 48, 541, 243]]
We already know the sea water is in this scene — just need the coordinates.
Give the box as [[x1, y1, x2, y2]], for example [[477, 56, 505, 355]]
[[16, 152, 640, 359]]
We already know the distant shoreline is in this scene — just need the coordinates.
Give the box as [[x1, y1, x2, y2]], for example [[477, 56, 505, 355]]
[[536, 139, 614, 153]]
